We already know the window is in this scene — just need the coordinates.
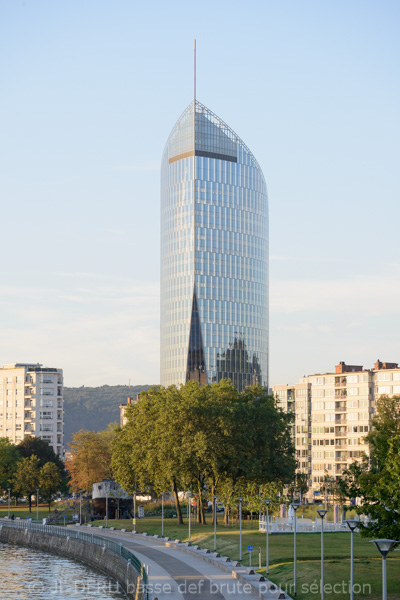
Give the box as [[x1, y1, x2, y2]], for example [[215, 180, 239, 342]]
[[41, 387, 54, 396], [348, 387, 359, 396], [393, 372, 400, 381], [347, 375, 358, 384], [325, 401, 335, 410], [348, 413, 359, 421], [40, 424, 53, 432], [325, 414, 335, 422], [377, 372, 391, 381], [376, 386, 390, 395], [312, 389, 325, 398], [393, 386, 400, 394]]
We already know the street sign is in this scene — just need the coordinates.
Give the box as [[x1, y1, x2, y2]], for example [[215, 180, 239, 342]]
[[248, 545, 253, 567]]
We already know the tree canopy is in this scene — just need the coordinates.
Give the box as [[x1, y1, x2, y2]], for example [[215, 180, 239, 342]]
[[339, 395, 400, 540], [0, 437, 22, 496], [66, 424, 117, 493], [112, 380, 295, 524]]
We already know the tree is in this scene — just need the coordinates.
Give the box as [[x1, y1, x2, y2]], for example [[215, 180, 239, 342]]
[[66, 425, 116, 493], [339, 395, 400, 540], [17, 436, 68, 493], [40, 462, 63, 511], [0, 438, 22, 499], [287, 472, 310, 503], [17, 436, 64, 469], [112, 380, 296, 526], [12, 455, 41, 512]]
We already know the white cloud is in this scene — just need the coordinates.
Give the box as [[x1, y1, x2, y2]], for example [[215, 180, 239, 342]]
[[271, 272, 400, 316]]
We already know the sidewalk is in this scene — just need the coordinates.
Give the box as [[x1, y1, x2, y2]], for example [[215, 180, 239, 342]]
[[78, 525, 291, 600]]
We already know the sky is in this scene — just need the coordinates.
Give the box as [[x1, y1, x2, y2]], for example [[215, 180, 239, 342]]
[[1, 0, 399, 387]]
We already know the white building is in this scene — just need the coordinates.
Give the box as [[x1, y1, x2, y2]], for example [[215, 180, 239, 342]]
[[273, 360, 400, 501], [0, 363, 64, 457]]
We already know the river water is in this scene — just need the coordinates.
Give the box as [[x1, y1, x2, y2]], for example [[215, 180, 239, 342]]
[[0, 542, 128, 599]]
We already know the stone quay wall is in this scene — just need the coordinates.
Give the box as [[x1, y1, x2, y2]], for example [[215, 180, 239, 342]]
[[0, 524, 145, 600]]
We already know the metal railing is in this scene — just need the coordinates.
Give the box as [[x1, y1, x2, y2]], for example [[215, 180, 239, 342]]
[[259, 516, 349, 533], [0, 520, 148, 598]]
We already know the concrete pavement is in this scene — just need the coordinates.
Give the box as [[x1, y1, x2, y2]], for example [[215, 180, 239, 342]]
[[79, 526, 291, 600]]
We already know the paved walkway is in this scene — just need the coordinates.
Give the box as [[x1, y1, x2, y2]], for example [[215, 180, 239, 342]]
[[83, 527, 288, 600]]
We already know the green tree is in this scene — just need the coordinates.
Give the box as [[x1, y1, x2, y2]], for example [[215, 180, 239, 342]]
[[17, 436, 68, 493], [66, 425, 116, 493], [339, 395, 400, 540], [112, 380, 296, 526], [39, 462, 63, 511], [0, 438, 22, 500], [12, 455, 41, 512]]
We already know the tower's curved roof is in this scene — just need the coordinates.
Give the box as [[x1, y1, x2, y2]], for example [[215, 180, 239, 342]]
[[163, 100, 265, 186]]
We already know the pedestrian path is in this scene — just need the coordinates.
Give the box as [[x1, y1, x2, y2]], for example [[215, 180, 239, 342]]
[[82, 526, 291, 600]]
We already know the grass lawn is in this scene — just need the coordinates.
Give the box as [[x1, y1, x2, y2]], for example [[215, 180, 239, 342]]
[[90, 517, 400, 600], [0, 503, 74, 523]]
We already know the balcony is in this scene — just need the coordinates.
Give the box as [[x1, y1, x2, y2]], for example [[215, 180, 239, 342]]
[[335, 381, 347, 387], [335, 403, 347, 412]]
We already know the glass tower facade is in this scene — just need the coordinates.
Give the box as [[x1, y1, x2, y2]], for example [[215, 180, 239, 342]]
[[161, 100, 268, 391]]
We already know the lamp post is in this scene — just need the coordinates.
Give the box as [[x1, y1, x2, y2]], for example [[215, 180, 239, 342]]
[[213, 495, 218, 552], [370, 539, 398, 600], [291, 503, 299, 596], [161, 493, 165, 538], [8, 488, 11, 518], [36, 489, 39, 521], [238, 497, 243, 562], [317, 509, 328, 600], [346, 520, 359, 600], [105, 490, 108, 528], [187, 491, 192, 543], [133, 487, 137, 534], [265, 499, 271, 575], [79, 491, 82, 525]]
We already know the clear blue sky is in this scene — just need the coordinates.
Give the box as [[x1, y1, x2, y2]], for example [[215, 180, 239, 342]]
[[1, 0, 399, 386]]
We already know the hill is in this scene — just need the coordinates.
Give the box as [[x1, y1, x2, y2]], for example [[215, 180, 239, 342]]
[[63, 384, 151, 446]]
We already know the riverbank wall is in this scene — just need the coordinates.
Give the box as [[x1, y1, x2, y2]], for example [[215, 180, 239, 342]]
[[0, 524, 145, 600]]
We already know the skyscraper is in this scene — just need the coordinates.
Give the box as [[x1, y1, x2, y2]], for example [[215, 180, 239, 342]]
[[161, 100, 268, 391]]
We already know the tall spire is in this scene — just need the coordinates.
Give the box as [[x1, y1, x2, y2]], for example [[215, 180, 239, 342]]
[[194, 39, 196, 104]]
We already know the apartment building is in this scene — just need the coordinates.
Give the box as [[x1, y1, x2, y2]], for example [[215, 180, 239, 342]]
[[0, 363, 64, 457], [273, 360, 399, 501]]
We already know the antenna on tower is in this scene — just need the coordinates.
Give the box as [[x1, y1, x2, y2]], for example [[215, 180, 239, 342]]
[[194, 39, 196, 104]]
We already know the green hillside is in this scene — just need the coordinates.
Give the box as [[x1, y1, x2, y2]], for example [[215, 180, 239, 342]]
[[63, 384, 151, 446]]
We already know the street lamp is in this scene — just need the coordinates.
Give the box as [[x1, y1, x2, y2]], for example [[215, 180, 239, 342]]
[[105, 490, 108, 528], [317, 509, 328, 600], [133, 487, 137, 534], [186, 491, 192, 543], [161, 493, 165, 537], [7, 488, 11, 519], [370, 539, 398, 600], [79, 491, 82, 525], [265, 499, 271, 575], [238, 497, 243, 562], [36, 489, 39, 521], [346, 520, 359, 600], [213, 495, 218, 552], [291, 503, 300, 596]]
